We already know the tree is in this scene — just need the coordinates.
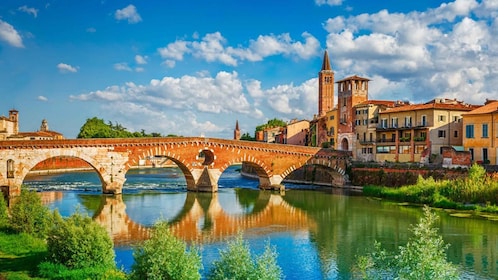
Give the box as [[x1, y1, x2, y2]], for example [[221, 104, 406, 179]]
[[77, 117, 163, 138], [129, 221, 202, 280], [255, 118, 286, 132], [240, 132, 255, 141], [208, 233, 282, 280], [44, 210, 116, 270], [356, 206, 459, 280], [9, 187, 52, 238]]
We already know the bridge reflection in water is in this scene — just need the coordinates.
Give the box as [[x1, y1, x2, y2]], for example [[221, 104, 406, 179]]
[[91, 191, 316, 245]]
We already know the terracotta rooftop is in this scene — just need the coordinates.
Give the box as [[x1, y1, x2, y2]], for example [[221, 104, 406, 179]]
[[9, 130, 63, 138], [336, 75, 370, 83], [380, 100, 480, 114], [464, 101, 498, 115], [356, 100, 397, 107]]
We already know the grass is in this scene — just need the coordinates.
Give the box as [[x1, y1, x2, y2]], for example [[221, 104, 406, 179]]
[[0, 230, 47, 279]]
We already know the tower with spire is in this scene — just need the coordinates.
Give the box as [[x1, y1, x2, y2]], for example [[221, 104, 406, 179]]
[[234, 120, 241, 140], [318, 50, 334, 117]]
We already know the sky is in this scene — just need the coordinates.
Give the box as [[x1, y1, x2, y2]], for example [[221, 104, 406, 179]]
[[1, 0, 497, 139]]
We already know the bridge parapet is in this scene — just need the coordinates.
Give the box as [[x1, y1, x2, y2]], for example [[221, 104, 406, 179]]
[[0, 137, 351, 197]]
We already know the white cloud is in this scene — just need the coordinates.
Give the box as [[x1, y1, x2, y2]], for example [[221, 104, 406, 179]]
[[135, 55, 147, 65], [321, 0, 498, 103], [315, 0, 343, 6], [18, 5, 38, 17], [57, 63, 77, 73], [86, 27, 96, 33], [0, 20, 23, 48], [114, 62, 132, 72], [37, 95, 48, 102], [115, 5, 142, 24], [157, 32, 320, 66]]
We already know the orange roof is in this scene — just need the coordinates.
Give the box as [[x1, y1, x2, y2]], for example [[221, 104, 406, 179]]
[[336, 75, 370, 83], [356, 100, 397, 107], [464, 101, 498, 115], [380, 102, 479, 114], [12, 130, 63, 138]]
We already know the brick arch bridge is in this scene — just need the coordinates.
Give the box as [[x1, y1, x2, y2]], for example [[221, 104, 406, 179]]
[[0, 137, 351, 197]]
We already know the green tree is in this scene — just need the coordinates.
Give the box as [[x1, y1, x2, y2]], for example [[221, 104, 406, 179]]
[[0, 195, 8, 228], [129, 221, 202, 280], [44, 210, 116, 270], [356, 206, 459, 280], [208, 233, 282, 280], [255, 118, 286, 132], [78, 117, 163, 138], [240, 132, 255, 141], [9, 187, 52, 238]]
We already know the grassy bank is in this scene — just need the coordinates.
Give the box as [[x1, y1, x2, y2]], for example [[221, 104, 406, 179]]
[[0, 230, 47, 279], [363, 164, 498, 213]]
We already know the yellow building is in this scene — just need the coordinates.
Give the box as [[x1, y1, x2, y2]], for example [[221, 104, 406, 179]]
[[284, 119, 309, 146], [375, 98, 478, 163], [462, 100, 498, 164], [325, 108, 338, 149], [353, 100, 397, 161], [0, 109, 19, 140]]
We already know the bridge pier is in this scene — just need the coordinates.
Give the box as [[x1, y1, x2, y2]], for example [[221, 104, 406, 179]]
[[258, 175, 285, 191], [189, 167, 221, 192]]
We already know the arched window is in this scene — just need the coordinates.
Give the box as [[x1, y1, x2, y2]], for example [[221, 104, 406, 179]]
[[7, 159, 14, 178]]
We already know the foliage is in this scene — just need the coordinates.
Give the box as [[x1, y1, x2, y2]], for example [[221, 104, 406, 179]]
[[240, 132, 255, 141], [45, 210, 116, 270], [9, 188, 52, 238], [38, 262, 126, 280], [0, 195, 8, 228], [77, 117, 163, 138], [363, 164, 498, 212], [255, 118, 286, 132], [208, 233, 282, 280], [129, 221, 202, 280], [355, 206, 459, 280]]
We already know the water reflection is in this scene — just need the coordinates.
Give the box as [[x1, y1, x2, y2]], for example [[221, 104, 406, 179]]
[[88, 190, 316, 246]]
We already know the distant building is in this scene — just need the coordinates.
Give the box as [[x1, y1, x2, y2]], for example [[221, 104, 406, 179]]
[[0, 110, 64, 140], [234, 120, 240, 140], [462, 99, 498, 164], [283, 119, 309, 145]]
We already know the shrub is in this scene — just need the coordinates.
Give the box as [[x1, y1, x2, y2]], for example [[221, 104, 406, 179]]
[[208, 233, 282, 280], [9, 188, 52, 238], [38, 262, 126, 280], [355, 206, 459, 280], [129, 221, 202, 280], [44, 210, 116, 270], [0, 195, 8, 228]]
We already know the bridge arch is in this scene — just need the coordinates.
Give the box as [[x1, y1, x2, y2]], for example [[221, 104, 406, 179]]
[[280, 157, 349, 187], [218, 156, 274, 189]]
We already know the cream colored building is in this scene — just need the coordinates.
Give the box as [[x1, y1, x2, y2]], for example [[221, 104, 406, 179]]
[[284, 119, 309, 145], [0, 110, 64, 141], [375, 98, 478, 163], [0, 109, 19, 140]]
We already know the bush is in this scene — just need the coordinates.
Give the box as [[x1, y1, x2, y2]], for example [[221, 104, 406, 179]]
[[9, 188, 52, 238], [129, 221, 202, 280], [355, 206, 459, 280], [208, 233, 282, 280], [0, 195, 8, 228], [44, 210, 116, 270]]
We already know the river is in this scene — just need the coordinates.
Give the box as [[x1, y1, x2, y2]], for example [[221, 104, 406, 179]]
[[24, 166, 498, 279]]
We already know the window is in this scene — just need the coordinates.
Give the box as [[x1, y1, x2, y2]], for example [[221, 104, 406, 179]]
[[421, 115, 427, 126], [343, 97, 347, 106], [483, 148, 489, 162], [369, 133, 373, 142], [377, 146, 389, 153], [453, 116, 460, 122], [439, 115, 446, 122], [466, 125, 474, 138], [329, 115, 334, 120], [363, 132, 366, 141], [7, 159, 14, 178], [469, 148, 474, 161], [483, 124, 489, 138], [380, 118, 388, 128], [454, 130, 458, 138], [391, 117, 398, 128], [404, 116, 412, 127], [438, 130, 446, 138]]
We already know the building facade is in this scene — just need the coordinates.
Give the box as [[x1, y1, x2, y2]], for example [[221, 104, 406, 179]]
[[284, 119, 309, 145], [462, 100, 498, 164], [376, 98, 477, 163]]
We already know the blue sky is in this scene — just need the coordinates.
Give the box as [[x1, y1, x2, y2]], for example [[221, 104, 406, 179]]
[[1, 0, 497, 138]]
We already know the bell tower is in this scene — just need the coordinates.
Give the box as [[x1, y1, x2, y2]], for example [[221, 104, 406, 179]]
[[318, 50, 334, 117], [9, 109, 19, 134], [234, 120, 241, 140]]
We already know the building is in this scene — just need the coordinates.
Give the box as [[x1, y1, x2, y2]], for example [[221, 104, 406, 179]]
[[325, 108, 338, 149], [0, 110, 64, 141], [283, 119, 309, 145], [353, 100, 398, 161], [0, 109, 19, 140], [234, 120, 240, 140], [462, 99, 498, 164], [318, 50, 334, 117], [375, 98, 478, 163], [337, 75, 370, 151]]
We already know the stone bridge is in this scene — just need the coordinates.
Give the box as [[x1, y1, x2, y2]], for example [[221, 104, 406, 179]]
[[0, 137, 351, 197]]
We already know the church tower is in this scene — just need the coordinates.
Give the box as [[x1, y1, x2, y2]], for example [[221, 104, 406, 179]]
[[318, 50, 334, 117], [9, 109, 19, 134], [234, 120, 241, 140]]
